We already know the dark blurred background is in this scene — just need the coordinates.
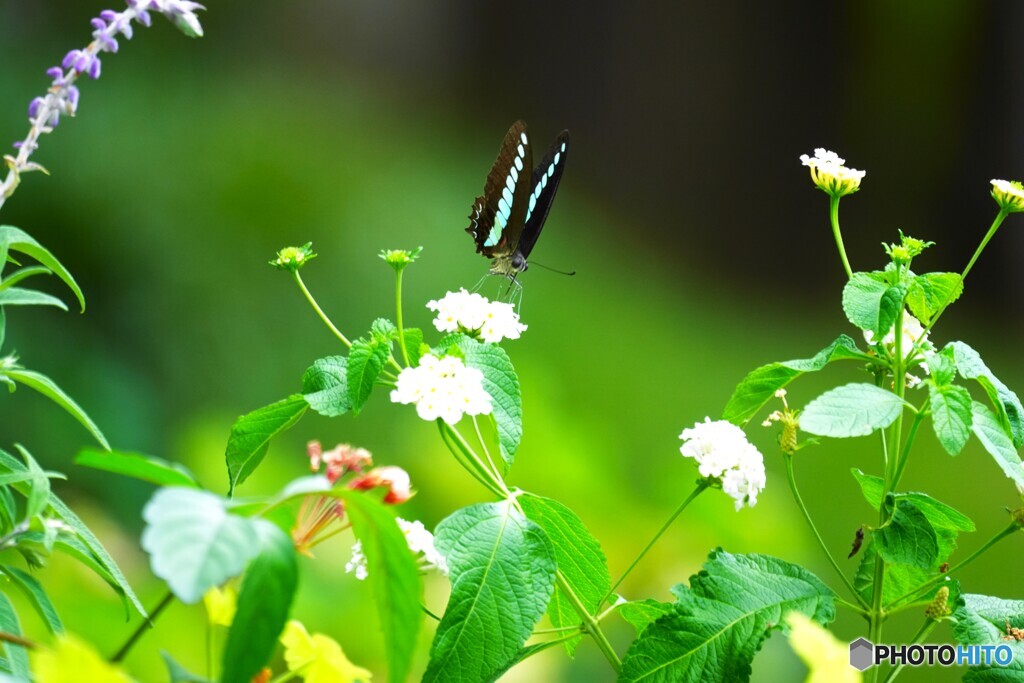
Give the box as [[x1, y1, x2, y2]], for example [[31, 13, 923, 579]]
[[1, 2, 1023, 681]]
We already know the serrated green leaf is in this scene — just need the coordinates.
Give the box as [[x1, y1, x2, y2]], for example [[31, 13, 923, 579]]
[[842, 272, 903, 335], [2, 369, 108, 450], [301, 356, 350, 417], [927, 346, 957, 387], [853, 470, 974, 533], [225, 395, 308, 495], [424, 501, 556, 683], [371, 318, 398, 343], [345, 491, 422, 683], [402, 328, 424, 367], [221, 520, 297, 683], [0, 449, 144, 617], [875, 495, 939, 568], [929, 384, 973, 455], [75, 448, 199, 488], [800, 383, 907, 438], [347, 339, 390, 414], [0, 226, 84, 312], [453, 337, 522, 468], [1, 566, 63, 635], [906, 272, 963, 324], [722, 335, 870, 425], [0, 287, 67, 310], [141, 488, 259, 604], [520, 494, 610, 657], [951, 341, 1024, 447], [619, 550, 835, 683], [953, 594, 1024, 682], [619, 599, 673, 636], [971, 401, 1024, 490], [0, 593, 28, 679]]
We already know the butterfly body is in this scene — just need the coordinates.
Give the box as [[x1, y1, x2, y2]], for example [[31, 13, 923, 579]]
[[466, 120, 569, 280]]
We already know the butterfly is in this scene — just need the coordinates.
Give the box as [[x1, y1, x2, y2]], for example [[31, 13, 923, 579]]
[[465, 120, 569, 280]]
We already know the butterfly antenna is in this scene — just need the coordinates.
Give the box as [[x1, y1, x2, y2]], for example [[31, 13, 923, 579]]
[[528, 260, 576, 277]]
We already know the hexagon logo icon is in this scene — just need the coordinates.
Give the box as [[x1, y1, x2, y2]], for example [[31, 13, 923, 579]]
[[849, 637, 874, 671]]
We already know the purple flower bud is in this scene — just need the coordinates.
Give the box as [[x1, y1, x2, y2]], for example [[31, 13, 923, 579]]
[[100, 10, 117, 21], [46, 66, 63, 80], [87, 55, 102, 79], [27, 97, 44, 119], [12, 142, 23, 149], [137, 9, 153, 26], [66, 86, 81, 113], [90, 18, 106, 30], [121, 22, 134, 40]]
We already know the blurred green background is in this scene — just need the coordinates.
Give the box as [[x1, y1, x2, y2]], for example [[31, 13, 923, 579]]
[[1, 1, 1023, 681]]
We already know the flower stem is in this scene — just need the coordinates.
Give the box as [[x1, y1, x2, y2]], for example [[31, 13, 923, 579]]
[[890, 408, 926, 492], [881, 618, 938, 683], [835, 597, 869, 617], [293, 272, 352, 348], [603, 482, 708, 606], [830, 195, 854, 279], [395, 269, 411, 367], [784, 454, 869, 608], [886, 522, 1017, 610], [555, 571, 622, 673], [437, 421, 506, 498], [110, 590, 176, 663]]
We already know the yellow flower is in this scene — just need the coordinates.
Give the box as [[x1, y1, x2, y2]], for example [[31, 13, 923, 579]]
[[31, 634, 135, 683], [203, 584, 237, 627], [785, 612, 861, 683], [281, 620, 372, 683]]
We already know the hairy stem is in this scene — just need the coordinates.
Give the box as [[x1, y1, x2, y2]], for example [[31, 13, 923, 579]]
[[395, 269, 411, 366], [829, 195, 854, 279], [293, 272, 352, 348]]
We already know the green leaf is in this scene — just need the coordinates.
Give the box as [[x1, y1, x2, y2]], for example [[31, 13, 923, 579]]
[[222, 520, 298, 683], [0, 226, 84, 312], [301, 356, 350, 417], [2, 369, 108, 449], [950, 341, 1024, 447], [853, 471, 974, 534], [722, 335, 870, 425], [842, 272, 903, 335], [520, 494, 610, 657], [929, 384, 973, 455], [0, 449, 145, 617], [0, 593, 28, 680], [347, 339, 390, 414], [874, 495, 939, 568], [850, 468, 884, 509], [371, 318, 398, 342], [424, 501, 556, 683], [972, 401, 1024, 491], [619, 550, 835, 683], [906, 272, 963, 324], [225, 394, 308, 495], [927, 346, 957, 387], [141, 487, 259, 604], [619, 599, 673, 636], [0, 287, 67, 310], [75, 448, 199, 488], [14, 445, 50, 521], [953, 594, 1024, 682], [800, 383, 908, 438], [1, 566, 63, 634], [402, 327, 424, 367], [162, 652, 213, 683], [344, 491, 422, 683], [453, 337, 522, 468], [0, 265, 53, 292]]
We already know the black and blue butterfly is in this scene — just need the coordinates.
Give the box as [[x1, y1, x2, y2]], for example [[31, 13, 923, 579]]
[[466, 120, 569, 280]]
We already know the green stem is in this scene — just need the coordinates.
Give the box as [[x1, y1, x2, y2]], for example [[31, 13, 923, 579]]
[[293, 272, 352, 348], [556, 571, 622, 672], [110, 590, 176, 663], [603, 482, 708, 606], [886, 522, 1017, 609], [835, 597, 869, 617], [784, 454, 869, 608], [206, 622, 215, 680], [881, 618, 938, 683], [829, 195, 854, 279], [395, 269, 411, 366], [437, 421, 504, 498], [890, 409, 926, 492]]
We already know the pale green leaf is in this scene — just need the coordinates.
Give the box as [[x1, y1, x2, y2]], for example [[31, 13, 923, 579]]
[[0, 593, 28, 679], [950, 341, 1024, 447], [347, 339, 390, 414], [225, 395, 308, 495], [1, 565, 63, 634], [0, 226, 84, 312], [953, 594, 1024, 682], [301, 356, 350, 417], [453, 337, 522, 468], [929, 384, 973, 455], [842, 273, 902, 335], [906, 272, 962, 324], [971, 402, 1024, 490], [75, 448, 199, 488], [800, 383, 907, 438], [619, 599, 673, 636], [3, 369, 108, 449], [0, 287, 67, 310]]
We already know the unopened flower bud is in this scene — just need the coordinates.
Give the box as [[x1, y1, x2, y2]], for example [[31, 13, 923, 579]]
[[270, 243, 316, 272], [379, 246, 423, 272], [925, 586, 950, 619]]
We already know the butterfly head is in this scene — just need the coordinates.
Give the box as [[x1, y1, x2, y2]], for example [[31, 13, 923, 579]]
[[489, 252, 528, 279]]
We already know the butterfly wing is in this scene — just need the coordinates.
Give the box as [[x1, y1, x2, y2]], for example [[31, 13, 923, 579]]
[[516, 130, 569, 260], [466, 120, 534, 259]]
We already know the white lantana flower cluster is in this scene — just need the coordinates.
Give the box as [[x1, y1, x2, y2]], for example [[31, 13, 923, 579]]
[[800, 148, 865, 198], [863, 311, 934, 388], [389, 353, 492, 425], [679, 418, 766, 511], [990, 179, 1024, 213], [427, 289, 527, 343], [346, 518, 449, 580]]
